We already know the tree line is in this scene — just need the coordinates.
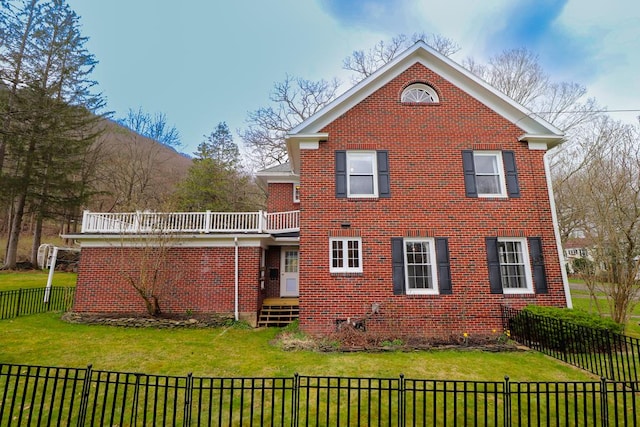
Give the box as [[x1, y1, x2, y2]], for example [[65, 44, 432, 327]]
[[1, 2, 638, 325]]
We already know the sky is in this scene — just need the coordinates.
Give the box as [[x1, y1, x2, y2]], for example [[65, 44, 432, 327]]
[[66, 0, 640, 155]]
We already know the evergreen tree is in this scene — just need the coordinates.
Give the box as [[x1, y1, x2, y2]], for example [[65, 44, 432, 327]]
[[1, 0, 104, 268], [175, 122, 262, 212]]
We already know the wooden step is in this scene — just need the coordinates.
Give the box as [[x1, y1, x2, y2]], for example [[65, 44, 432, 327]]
[[257, 300, 299, 327]]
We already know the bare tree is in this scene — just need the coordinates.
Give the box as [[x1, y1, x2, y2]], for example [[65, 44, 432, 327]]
[[559, 117, 640, 324], [119, 224, 177, 317], [343, 32, 460, 83], [463, 48, 600, 132], [241, 75, 340, 169], [117, 107, 181, 148]]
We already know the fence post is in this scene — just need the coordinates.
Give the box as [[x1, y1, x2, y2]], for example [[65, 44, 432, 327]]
[[14, 289, 22, 318], [503, 376, 511, 427], [291, 373, 299, 426], [76, 364, 93, 427], [183, 373, 193, 426], [606, 333, 616, 381], [600, 377, 609, 427], [398, 374, 405, 427]]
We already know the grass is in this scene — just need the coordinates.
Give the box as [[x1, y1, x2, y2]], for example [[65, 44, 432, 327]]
[[0, 312, 597, 382], [0, 270, 77, 291]]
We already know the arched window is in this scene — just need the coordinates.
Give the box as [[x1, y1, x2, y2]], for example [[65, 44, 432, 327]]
[[401, 83, 439, 103]]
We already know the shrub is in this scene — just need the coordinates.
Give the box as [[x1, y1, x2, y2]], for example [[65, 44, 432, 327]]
[[522, 305, 623, 333], [507, 305, 624, 353]]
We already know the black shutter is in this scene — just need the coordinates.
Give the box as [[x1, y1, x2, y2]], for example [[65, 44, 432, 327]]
[[435, 238, 452, 294], [391, 237, 405, 295], [462, 150, 478, 197], [335, 151, 347, 198], [486, 237, 503, 294], [502, 151, 521, 198], [528, 237, 548, 294], [377, 150, 391, 198]]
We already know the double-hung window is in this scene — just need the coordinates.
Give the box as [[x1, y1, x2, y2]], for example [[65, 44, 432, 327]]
[[497, 238, 532, 292], [486, 237, 537, 294], [335, 150, 390, 198], [330, 237, 363, 273], [473, 152, 506, 197], [347, 152, 377, 197], [462, 150, 520, 198], [404, 239, 439, 294]]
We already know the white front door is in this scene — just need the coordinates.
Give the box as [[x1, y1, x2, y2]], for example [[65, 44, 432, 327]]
[[280, 247, 299, 297]]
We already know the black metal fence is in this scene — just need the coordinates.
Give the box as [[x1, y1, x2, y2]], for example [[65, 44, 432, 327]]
[[0, 287, 75, 320], [1, 363, 638, 426], [502, 306, 640, 384]]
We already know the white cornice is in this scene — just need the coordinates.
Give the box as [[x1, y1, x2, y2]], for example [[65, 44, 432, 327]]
[[286, 42, 564, 162], [285, 132, 329, 173], [64, 233, 268, 248]]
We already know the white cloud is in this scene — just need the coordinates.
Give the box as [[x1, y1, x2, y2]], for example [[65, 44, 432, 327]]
[[555, 0, 640, 122]]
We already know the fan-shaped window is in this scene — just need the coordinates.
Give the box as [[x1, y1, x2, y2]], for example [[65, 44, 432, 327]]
[[401, 83, 439, 103]]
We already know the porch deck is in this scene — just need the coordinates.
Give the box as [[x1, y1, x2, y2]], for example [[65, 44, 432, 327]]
[[80, 210, 299, 234], [258, 298, 299, 327]]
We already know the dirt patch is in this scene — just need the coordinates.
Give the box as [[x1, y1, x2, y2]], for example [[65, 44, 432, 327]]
[[273, 324, 525, 353]]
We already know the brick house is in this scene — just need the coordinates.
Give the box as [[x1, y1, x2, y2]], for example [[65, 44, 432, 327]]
[[69, 42, 571, 337]]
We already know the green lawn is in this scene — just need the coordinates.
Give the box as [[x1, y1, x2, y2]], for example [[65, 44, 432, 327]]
[[0, 272, 634, 380], [0, 270, 77, 291], [0, 312, 597, 382]]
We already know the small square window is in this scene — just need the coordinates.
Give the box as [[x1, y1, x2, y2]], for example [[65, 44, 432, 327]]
[[329, 237, 362, 273]]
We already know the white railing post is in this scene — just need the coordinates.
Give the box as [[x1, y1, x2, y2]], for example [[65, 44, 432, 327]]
[[258, 210, 265, 233], [205, 211, 211, 232], [81, 210, 89, 233]]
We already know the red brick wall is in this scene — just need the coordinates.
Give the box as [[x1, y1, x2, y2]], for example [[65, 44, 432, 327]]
[[297, 63, 567, 337], [75, 246, 262, 322], [267, 183, 299, 213]]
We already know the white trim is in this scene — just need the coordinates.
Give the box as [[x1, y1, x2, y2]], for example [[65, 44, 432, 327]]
[[498, 237, 534, 294], [329, 237, 363, 273], [299, 141, 319, 150], [70, 234, 267, 248], [544, 152, 572, 307], [288, 42, 563, 141], [403, 238, 439, 295]]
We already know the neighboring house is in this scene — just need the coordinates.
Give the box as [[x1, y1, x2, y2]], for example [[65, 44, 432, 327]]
[[563, 238, 593, 274], [68, 42, 571, 337]]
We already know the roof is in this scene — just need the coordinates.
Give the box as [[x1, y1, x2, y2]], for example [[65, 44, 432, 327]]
[[285, 41, 565, 173], [255, 162, 297, 185]]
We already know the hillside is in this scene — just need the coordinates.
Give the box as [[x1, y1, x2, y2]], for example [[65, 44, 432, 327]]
[[87, 118, 193, 212]]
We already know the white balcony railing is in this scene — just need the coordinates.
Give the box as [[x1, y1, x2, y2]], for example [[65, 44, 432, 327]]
[[81, 210, 299, 234]]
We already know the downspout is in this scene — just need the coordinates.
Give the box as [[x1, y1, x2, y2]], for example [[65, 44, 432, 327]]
[[544, 151, 572, 308], [234, 237, 239, 321]]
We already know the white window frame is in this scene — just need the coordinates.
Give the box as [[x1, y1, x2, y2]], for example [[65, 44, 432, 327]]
[[401, 83, 439, 103], [347, 151, 378, 198], [403, 238, 439, 295], [329, 237, 363, 273], [498, 237, 533, 294], [293, 184, 300, 203], [473, 151, 507, 198]]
